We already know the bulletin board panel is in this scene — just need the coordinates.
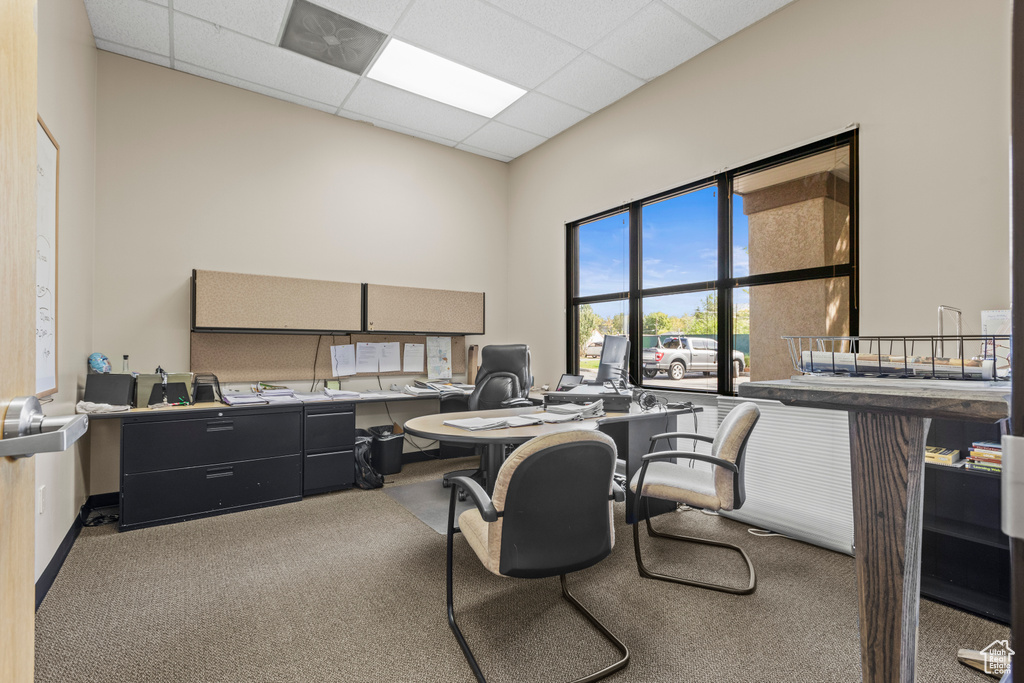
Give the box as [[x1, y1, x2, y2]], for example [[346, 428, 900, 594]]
[[192, 269, 362, 333], [365, 284, 484, 334], [191, 333, 465, 383]]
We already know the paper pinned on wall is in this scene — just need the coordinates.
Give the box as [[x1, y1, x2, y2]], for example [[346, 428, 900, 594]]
[[356, 342, 381, 373], [379, 342, 402, 373], [331, 344, 356, 377], [403, 343, 425, 373], [426, 336, 452, 379]]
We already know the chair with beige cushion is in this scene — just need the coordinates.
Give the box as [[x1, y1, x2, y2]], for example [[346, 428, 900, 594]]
[[631, 402, 761, 595], [446, 429, 629, 683]]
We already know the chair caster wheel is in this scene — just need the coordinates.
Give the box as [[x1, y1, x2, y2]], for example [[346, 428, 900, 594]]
[[442, 479, 451, 488], [458, 489, 467, 501]]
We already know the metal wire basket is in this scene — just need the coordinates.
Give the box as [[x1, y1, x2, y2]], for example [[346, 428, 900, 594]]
[[784, 335, 1011, 381]]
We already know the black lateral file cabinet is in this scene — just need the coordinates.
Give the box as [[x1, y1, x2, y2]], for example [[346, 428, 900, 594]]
[[120, 406, 303, 531], [303, 403, 356, 495]]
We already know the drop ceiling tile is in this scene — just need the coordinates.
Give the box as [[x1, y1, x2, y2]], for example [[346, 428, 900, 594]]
[[536, 53, 644, 113], [393, 0, 580, 89], [340, 78, 488, 143], [461, 121, 546, 159], [174, 14, 357, 107], [84, 0, 170, 56], [177, 62, 338, 113], [485, 0, 650, 49], [312, 0, 413, 33], [661, 0, 793, 41], [173, 0, 289, 44], [455, 144, 513, 163], [341, 115, 460, 147], [494, 92, 588, 138], [95, 39, 172, 67], [591, 3, 716, 81]]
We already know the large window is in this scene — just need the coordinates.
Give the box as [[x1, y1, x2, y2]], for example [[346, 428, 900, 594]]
[[566, 132, 858, 394]]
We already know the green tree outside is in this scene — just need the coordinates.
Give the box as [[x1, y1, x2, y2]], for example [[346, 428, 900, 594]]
[[578, 304, 600, 356], [643, 311, 670, 334]]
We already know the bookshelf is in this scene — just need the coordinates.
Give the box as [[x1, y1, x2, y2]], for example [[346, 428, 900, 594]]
[[921, 419, 1009, 624]]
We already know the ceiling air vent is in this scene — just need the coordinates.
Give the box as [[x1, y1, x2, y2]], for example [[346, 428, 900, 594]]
[[280, 0, 387, 75]]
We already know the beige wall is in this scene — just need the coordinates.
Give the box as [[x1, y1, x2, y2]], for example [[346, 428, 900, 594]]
[[507, 0, 1012, 387], [90, 53, 510, 493], [35, 0, 97, 580]]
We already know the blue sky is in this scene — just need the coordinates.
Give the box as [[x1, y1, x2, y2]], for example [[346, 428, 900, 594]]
[[578, 188, 751, 318]]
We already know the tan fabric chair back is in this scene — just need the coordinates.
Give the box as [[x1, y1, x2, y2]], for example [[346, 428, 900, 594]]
[[711, 402, 760, 510]]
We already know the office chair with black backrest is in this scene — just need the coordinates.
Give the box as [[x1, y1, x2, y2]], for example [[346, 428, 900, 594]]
[[441, 344, 534, 493], [446, 430, 629, 683], [631, 401, 761, 595]]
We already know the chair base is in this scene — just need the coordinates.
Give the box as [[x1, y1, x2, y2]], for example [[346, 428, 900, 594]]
[[447, 573, 630, 683], [632, 499, 756, 595]]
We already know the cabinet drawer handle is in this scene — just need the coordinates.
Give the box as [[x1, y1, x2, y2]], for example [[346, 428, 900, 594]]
[[207, 420, 234, 432], [206, 465, 234, 479]]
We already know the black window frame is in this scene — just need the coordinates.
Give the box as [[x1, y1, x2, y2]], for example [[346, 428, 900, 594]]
[[566, 131, 859, 395]]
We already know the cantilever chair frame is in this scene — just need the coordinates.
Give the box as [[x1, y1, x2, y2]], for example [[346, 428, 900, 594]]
[[446, 472, 629, 683], [632, 427, 758, 595]]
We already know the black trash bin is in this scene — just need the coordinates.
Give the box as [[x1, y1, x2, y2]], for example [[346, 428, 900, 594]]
[[368, 425, 405, 475]]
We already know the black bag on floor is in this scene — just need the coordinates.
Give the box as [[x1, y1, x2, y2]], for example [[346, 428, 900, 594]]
[[354, 434, 384, 489]]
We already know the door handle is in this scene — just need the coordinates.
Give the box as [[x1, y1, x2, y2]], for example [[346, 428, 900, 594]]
[[0, 396, 89, 459]]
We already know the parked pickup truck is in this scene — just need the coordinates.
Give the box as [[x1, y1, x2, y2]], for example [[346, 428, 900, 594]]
[[642, 334, 745, 380]]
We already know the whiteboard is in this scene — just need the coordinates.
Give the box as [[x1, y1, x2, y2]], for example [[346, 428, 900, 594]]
[[36, 117, 58, 397]]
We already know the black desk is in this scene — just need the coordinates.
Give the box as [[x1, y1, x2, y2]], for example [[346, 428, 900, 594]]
[[403, 404, 702, 524]]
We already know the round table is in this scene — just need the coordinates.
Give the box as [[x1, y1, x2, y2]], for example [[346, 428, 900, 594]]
[[404, 406, 606, 493]]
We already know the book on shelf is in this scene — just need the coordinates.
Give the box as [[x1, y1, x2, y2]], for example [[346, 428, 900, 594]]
[[925, 446, 961, 465], [972, 440, 1002, 451], [925, 459, 966, 468], [965, 461, 1002, 473], [968, 451, 1002, 463]]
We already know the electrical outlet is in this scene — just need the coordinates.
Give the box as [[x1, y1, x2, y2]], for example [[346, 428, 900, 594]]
[[37, 485, 45, 516]]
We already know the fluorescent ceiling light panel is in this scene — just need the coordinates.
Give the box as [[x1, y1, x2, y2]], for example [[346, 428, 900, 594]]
[[366, 40, 526, 118]]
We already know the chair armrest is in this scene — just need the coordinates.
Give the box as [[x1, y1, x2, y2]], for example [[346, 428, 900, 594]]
[[449, 475, 499, 522], [500, 397, 533, 408], [641, 450, 739, 473], [650, 431, 714, 445], [611, 481, 625, 502]]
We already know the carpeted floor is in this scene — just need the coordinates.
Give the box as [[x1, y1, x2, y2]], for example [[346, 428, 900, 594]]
[[36, 456, 1006, 682]]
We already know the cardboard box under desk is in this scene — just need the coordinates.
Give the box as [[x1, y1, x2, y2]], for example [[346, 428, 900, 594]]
[[135, 373, 194, 406]]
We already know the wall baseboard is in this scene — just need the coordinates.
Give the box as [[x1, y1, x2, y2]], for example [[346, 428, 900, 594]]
[[83, 492, 118, 511], [36, 493, 119, 611], [35, 514, 82, 611]]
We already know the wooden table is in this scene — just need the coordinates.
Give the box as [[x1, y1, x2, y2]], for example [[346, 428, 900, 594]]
[[405, 404, 700, 523], [739, 378, 1010, 683]]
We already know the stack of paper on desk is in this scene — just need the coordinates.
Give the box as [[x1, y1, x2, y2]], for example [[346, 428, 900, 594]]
[[442, 408, 604, 431], [544, 400, 605, 418], [323, 388, 360, 399], [443, 416, 511, 430], [222, 393, 267, 406]]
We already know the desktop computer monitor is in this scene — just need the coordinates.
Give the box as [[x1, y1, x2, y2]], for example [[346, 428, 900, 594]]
[[594, 335, 630, 387]]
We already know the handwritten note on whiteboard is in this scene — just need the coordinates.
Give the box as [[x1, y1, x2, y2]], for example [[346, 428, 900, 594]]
[[36, 119, 58, 397]]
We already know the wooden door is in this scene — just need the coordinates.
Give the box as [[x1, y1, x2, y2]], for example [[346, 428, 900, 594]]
[[0, 0, 39, 680]]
